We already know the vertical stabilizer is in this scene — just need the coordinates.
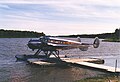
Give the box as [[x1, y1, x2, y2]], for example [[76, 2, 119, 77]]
[[77, 37, 81, 42], [93, 37, 100, 48]]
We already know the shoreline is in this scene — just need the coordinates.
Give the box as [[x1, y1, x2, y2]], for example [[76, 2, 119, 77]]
[[75, 75, 120, 82], [102, 39, 120, 42]]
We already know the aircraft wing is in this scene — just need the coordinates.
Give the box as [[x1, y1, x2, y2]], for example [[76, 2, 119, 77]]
[[47, 43, 69, 47], [47, 37, 100, 51], [47, 43, 72, 50]]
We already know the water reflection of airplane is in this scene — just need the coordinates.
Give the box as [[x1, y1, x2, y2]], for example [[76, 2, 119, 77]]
[[27, 36, 100, 58]]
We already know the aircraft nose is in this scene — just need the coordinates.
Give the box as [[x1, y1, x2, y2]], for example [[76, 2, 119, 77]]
[[27, 39, 42, 50], [28, 39, 41, 44]]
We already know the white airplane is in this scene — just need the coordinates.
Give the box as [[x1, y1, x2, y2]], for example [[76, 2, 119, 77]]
[[27, 36, 100, 58]]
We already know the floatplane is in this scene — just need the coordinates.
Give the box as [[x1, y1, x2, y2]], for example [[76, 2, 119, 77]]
[[27, 36, 100, 58], [15, 36, 120, 73], [15, 36, 100, 61]]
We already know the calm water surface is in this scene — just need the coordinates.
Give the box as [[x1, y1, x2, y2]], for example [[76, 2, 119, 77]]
[[0, 38, 119, 82]]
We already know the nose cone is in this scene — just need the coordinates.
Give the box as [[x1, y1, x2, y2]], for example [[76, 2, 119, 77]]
[[27, 39, 42, 50]]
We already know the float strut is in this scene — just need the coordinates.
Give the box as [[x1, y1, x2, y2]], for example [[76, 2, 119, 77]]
[[34, 49, 41, 55]]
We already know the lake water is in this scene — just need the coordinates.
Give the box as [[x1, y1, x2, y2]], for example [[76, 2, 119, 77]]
[[0, 38, 119, 82]]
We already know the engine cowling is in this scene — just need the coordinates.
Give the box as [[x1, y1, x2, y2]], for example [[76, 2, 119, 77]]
[[27, 39, 42, 51]]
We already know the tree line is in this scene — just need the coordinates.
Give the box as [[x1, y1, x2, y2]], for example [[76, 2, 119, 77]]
[[0, 28, 119, 39], [0, 29, 45, 38], [59, 28, 120, 39]]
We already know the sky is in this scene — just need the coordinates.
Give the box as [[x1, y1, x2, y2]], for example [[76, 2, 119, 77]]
[[0, 0, 120, 35]]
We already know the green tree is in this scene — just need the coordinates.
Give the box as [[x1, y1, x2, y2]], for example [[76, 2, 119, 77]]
[[115, 28, 120, 39]]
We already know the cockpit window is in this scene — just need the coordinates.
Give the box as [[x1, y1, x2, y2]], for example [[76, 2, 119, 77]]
[[39, 36, 49, 43]]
